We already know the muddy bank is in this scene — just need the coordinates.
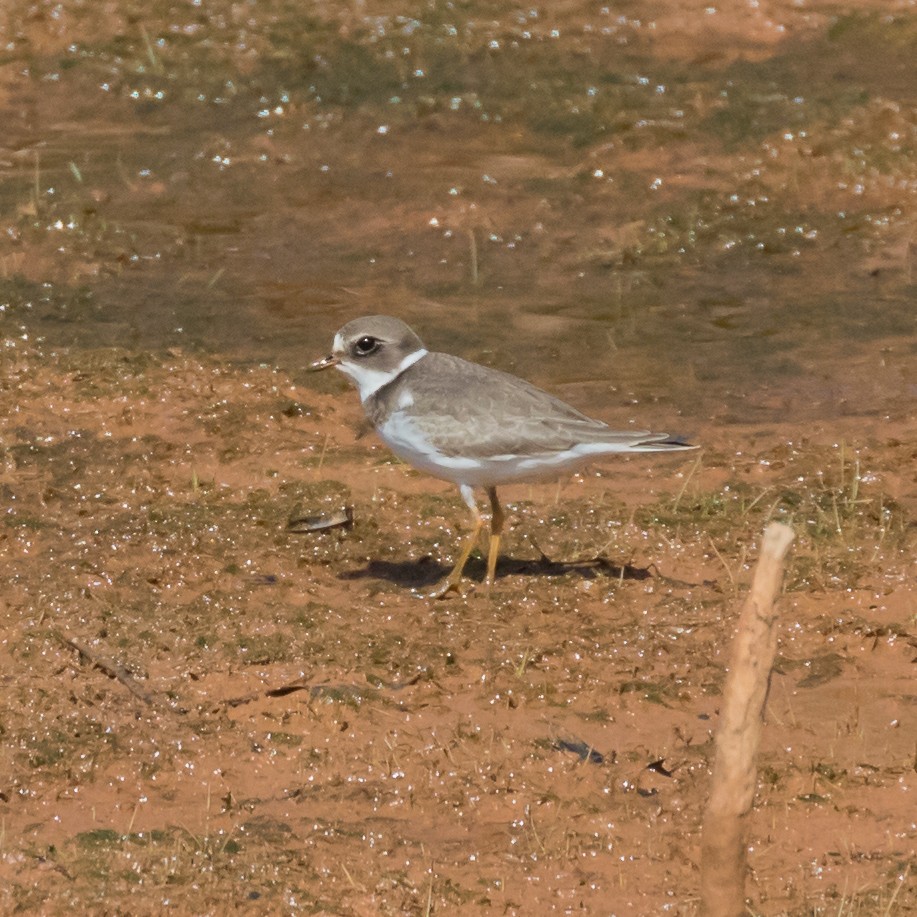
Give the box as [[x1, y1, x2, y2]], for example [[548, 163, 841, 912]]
[[1, 1, 916, 913]]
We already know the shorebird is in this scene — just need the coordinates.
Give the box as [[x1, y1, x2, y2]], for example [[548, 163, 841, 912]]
[[311, 315, 696, 596]]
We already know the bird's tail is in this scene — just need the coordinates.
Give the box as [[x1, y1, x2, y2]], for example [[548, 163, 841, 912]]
[[629, 433, 698, 452]]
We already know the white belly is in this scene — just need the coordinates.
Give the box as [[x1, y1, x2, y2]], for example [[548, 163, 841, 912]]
[[376, 410, 622, 488]]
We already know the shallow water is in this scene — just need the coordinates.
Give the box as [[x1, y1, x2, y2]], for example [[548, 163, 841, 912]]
[[1, 3, 915, 915], [2, 1, 914, 426]]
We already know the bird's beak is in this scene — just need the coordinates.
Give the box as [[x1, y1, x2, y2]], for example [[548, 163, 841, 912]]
[[309, 354, 340, 372]]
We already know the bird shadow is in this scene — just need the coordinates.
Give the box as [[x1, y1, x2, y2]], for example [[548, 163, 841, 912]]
[[338, 553, 705, 591]]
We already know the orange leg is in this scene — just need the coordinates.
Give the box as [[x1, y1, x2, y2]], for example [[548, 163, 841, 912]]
[[429, 485, 484, 599], [429, 485, 505, 598], [484, 487, 504, 593]]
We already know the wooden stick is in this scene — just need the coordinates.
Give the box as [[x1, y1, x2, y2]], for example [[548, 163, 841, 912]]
[[700, 522, 795, 917]]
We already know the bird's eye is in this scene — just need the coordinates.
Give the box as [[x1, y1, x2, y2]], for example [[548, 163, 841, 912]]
[[354, 335, 380, 356]]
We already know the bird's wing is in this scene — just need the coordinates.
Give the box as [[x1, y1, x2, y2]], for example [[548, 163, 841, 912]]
[[386, 352, 681, 459]]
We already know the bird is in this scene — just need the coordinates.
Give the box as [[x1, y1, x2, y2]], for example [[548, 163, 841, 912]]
[[310, 315, 696, 597]]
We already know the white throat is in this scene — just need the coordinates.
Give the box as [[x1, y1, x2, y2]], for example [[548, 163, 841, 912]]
[[336, 347, 428, 402]]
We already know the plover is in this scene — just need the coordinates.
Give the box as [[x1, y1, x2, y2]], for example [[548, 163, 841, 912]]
[[311, 315, 696, 597]]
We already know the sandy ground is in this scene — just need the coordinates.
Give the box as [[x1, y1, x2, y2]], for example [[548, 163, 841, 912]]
[[1, 0, 916, 914], [1, 340, 914, 914]]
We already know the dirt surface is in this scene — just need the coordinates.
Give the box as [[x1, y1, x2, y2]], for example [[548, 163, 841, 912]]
[[2, 343, 915, 915], [1, 1, 916, 915]]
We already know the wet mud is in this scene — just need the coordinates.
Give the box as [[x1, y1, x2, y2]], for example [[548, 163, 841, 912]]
[[1, 1, 915, 914]]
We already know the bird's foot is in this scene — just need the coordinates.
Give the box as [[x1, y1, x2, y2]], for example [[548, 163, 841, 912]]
[[425, 570, 500, 600], [425, 574, 467, 600]]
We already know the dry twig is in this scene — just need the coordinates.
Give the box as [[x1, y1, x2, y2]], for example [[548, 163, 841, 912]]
[[53, 629, 182, 712]]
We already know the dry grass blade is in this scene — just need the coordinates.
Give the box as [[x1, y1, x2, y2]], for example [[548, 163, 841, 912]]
[[52, 629, 184, 713]]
